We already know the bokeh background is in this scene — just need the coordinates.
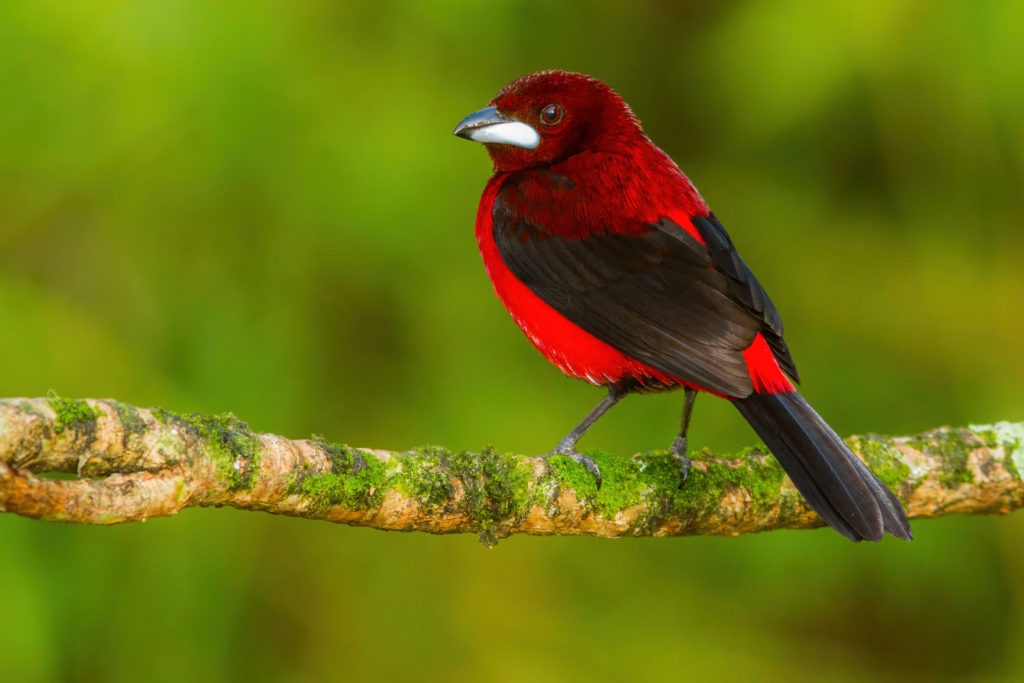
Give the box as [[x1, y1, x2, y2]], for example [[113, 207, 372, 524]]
[[2, 1, 1023, 681]]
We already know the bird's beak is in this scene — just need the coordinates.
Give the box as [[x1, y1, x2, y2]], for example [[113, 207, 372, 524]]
[[453, 105, 540, 150]]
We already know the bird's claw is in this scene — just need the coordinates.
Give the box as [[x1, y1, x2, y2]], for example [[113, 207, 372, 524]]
[[545, 448, 602, 489], [670, 435, 692, 486]]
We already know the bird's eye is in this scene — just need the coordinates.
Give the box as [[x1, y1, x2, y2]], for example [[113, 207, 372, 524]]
[[540, 104, 564, 125]]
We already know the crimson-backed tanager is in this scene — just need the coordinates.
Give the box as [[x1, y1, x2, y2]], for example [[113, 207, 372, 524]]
[[454, 70, 911, 542]]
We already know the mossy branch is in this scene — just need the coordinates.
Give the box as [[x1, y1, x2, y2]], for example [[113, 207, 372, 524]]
[[1, 397, 1022, 542]]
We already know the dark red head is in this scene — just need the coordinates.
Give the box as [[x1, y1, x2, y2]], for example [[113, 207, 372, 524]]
[[454, 70, 646, 172]]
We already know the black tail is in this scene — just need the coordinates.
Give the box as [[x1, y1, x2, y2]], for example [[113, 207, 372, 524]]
[[733, 390, 912, 542]]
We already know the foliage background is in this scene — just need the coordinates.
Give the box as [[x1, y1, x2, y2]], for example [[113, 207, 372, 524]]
[[2, 1, 1022, 681]]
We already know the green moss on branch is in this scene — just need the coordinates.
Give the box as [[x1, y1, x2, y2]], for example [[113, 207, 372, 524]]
[[3, 398, 1023, 539], [154, 409, 263, 491], [46, 394, 100, 436]]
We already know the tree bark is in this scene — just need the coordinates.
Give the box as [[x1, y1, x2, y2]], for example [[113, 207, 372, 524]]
[[1, 397, 1022, 543]]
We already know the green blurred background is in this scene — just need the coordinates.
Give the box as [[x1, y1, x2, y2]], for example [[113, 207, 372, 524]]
[[2, 1, 1023, 681]]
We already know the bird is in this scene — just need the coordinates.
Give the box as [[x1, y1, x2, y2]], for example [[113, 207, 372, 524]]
[[453, 70, 911, 542]]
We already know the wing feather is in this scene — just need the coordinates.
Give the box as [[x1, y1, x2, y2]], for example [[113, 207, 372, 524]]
[[493, 180, 799, 395]]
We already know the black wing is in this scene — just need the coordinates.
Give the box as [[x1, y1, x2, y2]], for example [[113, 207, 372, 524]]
[[691, 214, 799, 382], [493, 188, 798, 397]]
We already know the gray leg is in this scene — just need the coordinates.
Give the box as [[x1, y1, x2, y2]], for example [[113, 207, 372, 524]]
[[669, 387, 697, 481], [545, 386, 627, 487]]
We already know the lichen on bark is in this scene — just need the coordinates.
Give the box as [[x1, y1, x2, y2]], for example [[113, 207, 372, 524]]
[[1, 398, 1022, 540]]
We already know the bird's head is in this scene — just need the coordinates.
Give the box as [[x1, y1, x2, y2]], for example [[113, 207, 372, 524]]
[[454, 70, 645, 173]]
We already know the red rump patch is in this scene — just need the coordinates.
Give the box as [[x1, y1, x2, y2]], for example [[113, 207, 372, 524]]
[[743, 333, 794, 394]]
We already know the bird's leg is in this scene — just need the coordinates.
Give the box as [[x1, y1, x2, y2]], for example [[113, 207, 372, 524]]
[[669, 387, 697, 482], [546, 386, 628, 488]]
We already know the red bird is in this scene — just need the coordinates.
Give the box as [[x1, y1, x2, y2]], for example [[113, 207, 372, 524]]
[[454, 70, 911, 542]]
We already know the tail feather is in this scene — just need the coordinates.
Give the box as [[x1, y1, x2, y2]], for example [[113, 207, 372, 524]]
[[733, 390, 912, 542]]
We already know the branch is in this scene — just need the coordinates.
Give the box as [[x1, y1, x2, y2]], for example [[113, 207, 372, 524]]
[[1, 397, 1022, 542]]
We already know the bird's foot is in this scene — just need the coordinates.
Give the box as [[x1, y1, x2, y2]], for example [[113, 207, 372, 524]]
[[544, 443, 602, 489], [670, 435, 692, 486]]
